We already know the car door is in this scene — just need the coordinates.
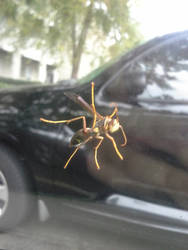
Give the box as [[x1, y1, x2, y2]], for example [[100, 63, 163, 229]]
[[93, 31, 188, 210], [12, 87, 63, 193]]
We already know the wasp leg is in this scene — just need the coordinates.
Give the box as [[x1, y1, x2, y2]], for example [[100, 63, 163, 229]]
[[65, 116, 87, 133], [91, 82, 97, 129], [119, 125, 127, 147], [94, 136, 104, 170], [105, 132, 123, 160], [40, 116, 87, 133], [64, 147, 80, 169], [40, 118, 68, 124], [66, 136, 93, 168]]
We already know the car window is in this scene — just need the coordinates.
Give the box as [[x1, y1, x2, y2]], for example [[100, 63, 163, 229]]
[[104, 33, 188, 104]]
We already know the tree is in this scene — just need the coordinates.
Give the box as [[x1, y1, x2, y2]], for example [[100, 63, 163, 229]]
[[0, 0, 142, 79]]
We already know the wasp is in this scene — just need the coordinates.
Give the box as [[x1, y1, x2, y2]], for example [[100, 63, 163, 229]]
[[40, 82, 127, 170]]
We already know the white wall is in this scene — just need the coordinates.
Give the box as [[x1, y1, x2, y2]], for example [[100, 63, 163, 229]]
[[0, 40, 59, 83]]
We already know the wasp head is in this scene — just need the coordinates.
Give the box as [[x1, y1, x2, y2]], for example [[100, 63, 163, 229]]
[[108, 118, 120, 133]]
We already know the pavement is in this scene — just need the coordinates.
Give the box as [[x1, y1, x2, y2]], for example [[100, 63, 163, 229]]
[[0, 196, 188, 250]]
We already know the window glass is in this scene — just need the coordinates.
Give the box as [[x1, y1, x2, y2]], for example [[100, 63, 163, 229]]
[[0, 49, 12, 77], [105, 35, 188, 104], [20, 57, 39, 81]]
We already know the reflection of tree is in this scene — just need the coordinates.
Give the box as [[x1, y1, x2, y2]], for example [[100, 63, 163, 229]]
[[104, 34, 188, 103], [140, 38, 188, 91], [0, 85, 79, 169], [0, 85, 71, 130]]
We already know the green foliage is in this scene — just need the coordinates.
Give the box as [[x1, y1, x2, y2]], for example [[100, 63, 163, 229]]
[[79, 56, 116, 84], [0, 0, 142, 79]]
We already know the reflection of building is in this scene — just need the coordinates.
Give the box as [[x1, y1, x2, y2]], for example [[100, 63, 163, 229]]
[[0, 43, 59, 84]]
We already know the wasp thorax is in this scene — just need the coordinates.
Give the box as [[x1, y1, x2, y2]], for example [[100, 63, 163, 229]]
[[109, 119, 120, 133]]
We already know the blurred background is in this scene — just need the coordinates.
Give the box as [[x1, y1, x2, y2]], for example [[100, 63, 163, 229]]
[[0, 0, 187, 88]]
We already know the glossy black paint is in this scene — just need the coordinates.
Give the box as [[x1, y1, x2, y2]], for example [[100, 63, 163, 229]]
[[1, 30, 188, 214]]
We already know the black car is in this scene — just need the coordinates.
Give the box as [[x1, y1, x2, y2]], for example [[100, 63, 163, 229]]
[[1, 30, 188, 242]]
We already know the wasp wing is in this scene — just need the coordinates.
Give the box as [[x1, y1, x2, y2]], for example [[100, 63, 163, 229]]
[[64, 92, 103, 119]]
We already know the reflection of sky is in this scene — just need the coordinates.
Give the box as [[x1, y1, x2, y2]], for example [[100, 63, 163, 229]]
[[107, 194, 188, 224], [139, 103, 188, 114], [138, 70, 188, 101], [0, 105, 18, 114], [29, 128, 60, 139], [29, 126, 73, 144]]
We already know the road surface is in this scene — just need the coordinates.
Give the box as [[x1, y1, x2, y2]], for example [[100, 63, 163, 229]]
[[0, 196, 188, 250]]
